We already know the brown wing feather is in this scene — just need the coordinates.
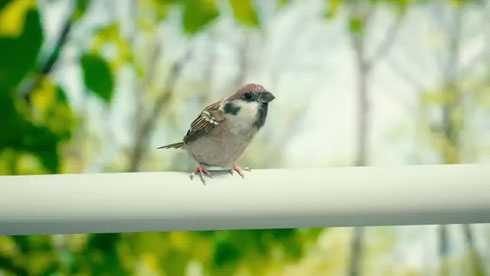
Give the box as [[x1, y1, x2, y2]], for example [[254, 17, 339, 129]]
[[184, 100, 225, 144]]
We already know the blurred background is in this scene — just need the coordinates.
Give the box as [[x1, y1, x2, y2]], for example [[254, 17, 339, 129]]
[[1, 0, 489, 275]]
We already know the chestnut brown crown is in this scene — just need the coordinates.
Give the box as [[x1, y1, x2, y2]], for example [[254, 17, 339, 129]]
[[228, 83, 275, 103]]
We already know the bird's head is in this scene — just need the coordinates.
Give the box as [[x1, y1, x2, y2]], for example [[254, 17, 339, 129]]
[[228, 83, 275, 105], [223, 83, 275, 129]]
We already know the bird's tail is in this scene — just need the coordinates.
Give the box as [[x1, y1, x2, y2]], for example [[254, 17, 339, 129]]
[[157, 142, 185, 149]]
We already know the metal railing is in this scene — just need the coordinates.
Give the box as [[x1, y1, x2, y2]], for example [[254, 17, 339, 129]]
[[1, 165, 489, 235]]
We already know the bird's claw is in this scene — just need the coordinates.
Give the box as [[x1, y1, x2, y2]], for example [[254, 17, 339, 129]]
[[231, 164, 251, 179], [190, 165, 212, 184]]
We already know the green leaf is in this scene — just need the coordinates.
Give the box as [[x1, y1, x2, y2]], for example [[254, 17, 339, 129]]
[[0, 93, 61, 173], [325, 0, 341, 18], [0, 0, 11, 12], [213, 241, 241, 267], [23, 126, 60, 173], [421, 90, 457, 104], [73, 0, 91, 21], [0, 8, 64, 174], [349, 16, 364, 34], [84, 234, 129, 275], [80, 53, 114, 103], [156, 0, 177, 20], [230, 0, 260, 27], [30, 80, 74, 138], [0, 9, 43, 92], [181, 0, 219, 34]]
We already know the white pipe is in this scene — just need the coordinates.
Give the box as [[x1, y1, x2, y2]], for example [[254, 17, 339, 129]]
[[0, 165, 489, 235]]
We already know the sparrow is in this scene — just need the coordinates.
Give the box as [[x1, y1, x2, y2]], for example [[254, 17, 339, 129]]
[[158, 83, 275, 183]]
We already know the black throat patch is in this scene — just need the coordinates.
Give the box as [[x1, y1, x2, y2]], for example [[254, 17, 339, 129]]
[[254, 103, 269, 129], [224, 102, 241, 115]]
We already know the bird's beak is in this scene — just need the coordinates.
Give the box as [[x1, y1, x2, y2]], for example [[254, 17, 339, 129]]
[[259, 91, 275, 103]]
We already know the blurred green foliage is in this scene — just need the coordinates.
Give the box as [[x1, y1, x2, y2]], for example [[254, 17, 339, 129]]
[[0, 3, 68, 174], [181, 0, 219, 34], [80, 54, 114, 103], [0, 9, 41, 91], [0, 229, 324, 275], [0, 0, 488, 275], [0, 0, 325, 275], [73, 0, 91, 21], [230, 0, 260, 27]]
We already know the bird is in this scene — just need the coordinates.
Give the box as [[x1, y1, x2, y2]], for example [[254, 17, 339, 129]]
[[158, 83, 275, 183]]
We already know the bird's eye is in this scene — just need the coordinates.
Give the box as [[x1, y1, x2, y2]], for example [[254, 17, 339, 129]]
[[243, 93, 253, 100]]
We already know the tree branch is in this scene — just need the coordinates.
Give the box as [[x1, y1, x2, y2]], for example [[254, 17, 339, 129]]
[[128, 48, 193, 172], [441, 5, 464, 161], [22, 11, 73, 101], [387, 56, 426, 91], [438, 225, 450, 276], [366, 14, 404, 71], [348, 3, 372, 276], [459, 48, 488, 77], [347, 4, 406, 276], [438, 6, 464, 276], [234, 31, 250, 88], [462, 225, 485, 276]]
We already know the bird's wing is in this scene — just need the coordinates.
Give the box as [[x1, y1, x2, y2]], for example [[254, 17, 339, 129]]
[[183, 100, 225, 144]]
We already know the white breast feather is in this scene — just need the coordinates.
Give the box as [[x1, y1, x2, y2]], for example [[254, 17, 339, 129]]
[[223, 100, 259, 135]]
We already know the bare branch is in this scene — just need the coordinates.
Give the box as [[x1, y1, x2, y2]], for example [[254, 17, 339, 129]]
[[128, 48, 193, 172], [347, 5, 406, 276], [349, 227, 364, 276], [459, 48, 488, 77], [461, 225, 486, 276], [458, 7, 490, 78], [441, 6, 464, 155], [437, 7, 465, 275], [234, 31, 250, 88], [22, 12, 73, 101], [438, 225, 450, 276], [387, 56, 426, 91], [348, 3, 372, 276], [366, 14, 404, 70], [200, 29, 218, 105]]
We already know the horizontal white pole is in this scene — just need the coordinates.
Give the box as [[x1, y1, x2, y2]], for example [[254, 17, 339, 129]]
[[0, 165, 489, 235]]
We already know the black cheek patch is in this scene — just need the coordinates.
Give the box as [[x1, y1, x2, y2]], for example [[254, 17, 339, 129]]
[[224, 102, 241, 115], [254, 103, 268, 128]]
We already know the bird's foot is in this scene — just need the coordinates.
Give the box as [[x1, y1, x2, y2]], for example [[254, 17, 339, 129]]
[[190, 165, 212, 184], [230, 164, 251, 178]]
